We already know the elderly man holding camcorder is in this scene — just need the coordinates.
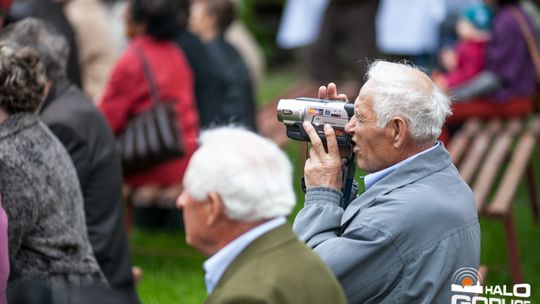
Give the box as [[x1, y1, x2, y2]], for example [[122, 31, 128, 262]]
[[292, 60, 480, 303]]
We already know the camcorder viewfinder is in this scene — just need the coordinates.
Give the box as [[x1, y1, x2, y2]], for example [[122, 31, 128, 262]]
[[277, 97, 355, 147]]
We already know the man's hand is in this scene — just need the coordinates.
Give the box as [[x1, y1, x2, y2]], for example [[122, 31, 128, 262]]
[[318, 82, 348, 101], [318, 82, 352, 158], [303, 122, 343, 191]]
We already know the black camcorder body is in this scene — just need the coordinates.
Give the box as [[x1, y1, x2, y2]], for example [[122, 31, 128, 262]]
[[277, 97, 355, 147]]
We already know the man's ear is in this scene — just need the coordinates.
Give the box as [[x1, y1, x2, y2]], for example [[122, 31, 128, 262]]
[[206, 192, 225, 226], [391, 117, 408, 148]]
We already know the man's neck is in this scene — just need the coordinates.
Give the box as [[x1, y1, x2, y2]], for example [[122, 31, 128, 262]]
[[207, 219, 268, 256], [393, 141, 436, 165]]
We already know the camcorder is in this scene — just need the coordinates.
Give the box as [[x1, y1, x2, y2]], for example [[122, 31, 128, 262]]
[[276, 97, 359, 207], [277, 97, 355, 147]]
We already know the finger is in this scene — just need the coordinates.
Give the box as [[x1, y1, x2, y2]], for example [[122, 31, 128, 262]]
[[318, 86, 327, 99], [324, 124, 340, 158], [326, 83, 337, 99], [337, 93, 349, 102], [302, 121, 325, 159], [309, 147, 318, 160]]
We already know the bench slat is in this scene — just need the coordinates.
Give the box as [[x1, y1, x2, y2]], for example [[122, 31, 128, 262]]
[[473, 120, 522, 211], [488, 121, 539, 216], [458, 120, 501, 183], [448, 119, 481, 165]]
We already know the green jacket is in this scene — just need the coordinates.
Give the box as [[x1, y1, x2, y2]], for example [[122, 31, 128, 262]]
[[206, 224, 347, 304]]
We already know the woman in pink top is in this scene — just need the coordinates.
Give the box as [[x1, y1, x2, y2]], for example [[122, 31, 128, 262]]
[[0, 194, 8, 304]]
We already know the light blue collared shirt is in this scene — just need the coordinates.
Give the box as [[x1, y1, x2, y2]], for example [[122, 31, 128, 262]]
[[203, 217, 287, 294], [364, 142, 440, 191]]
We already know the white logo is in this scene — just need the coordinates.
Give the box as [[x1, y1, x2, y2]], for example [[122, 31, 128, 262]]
[[450, 268, 531, 304]]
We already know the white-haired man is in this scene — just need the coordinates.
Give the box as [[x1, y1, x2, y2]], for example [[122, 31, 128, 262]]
[[293, 61, 481, 303], [176, 127, 347, 304]]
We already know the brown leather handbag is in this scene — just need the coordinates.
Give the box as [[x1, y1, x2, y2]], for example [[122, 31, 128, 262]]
[[116, 47, 185, 174]]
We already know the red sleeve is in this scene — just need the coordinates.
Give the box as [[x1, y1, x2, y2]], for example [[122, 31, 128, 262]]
[[98, 50, 143, 133], [445, 42, 486, 88]]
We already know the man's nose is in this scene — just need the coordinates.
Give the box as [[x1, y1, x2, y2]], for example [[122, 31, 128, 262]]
[[345, 118, 354, 134]]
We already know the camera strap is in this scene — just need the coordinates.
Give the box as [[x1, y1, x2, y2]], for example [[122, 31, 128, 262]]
[[300, 143, 359, 208], [341, 153, 357, 209]]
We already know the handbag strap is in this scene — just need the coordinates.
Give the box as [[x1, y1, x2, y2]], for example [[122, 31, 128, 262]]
[[509, 7, 540, 81], [133, 46, 161, 105]]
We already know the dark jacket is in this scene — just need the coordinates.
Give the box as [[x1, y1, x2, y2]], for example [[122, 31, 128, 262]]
[[205, 36, 257, 131], [207, 224, 347, 304], [176, 30, 221, 129], [0, 196, 8, 304], [40, 78, 139, 303], [0, 113, 104, 286]]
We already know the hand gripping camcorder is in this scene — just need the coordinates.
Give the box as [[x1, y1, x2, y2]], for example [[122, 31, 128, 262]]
[[276, 97, 355, 147], [277, 97, 359, 208]]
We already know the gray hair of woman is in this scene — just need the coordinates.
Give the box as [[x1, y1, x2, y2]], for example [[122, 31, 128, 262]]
[[0, 43, 47, 114], [0, 18, 69, 82]]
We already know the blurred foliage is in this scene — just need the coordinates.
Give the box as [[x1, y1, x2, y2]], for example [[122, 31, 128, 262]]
[[236, 0, 292, 65]]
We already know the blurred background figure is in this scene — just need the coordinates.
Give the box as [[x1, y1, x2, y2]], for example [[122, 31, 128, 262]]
[[438, 0, 482, 50], [276, 0, 328, 50], [521, 0, 540, 47], [440, 0, 538, 142], [0, 43, 105, 291], [103, 0, 129, 56], [310, 0, 379, 96], [189, 0, 257, 131], [0, 18, 140, 303], [451, 0, 537, 102], [6, 0, 82, 88], [61, 0, 117, 102], [99, 0, 199, 229], [433, 3, 493, 91], [176, 0, 221, 130], [0, 195, 7, 304], [0, 0, 11, 28], [376, 0, 446, 72], [275, 0, 328, 78], [225, 0, 265, 91]]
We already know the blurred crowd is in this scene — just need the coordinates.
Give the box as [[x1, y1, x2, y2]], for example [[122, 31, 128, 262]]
[[279, 0, 539, 139], [0, 0, 261, 302], [0, 0, 538, 303]]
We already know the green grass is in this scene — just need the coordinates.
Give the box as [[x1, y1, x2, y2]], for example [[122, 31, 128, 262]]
[[130, 69, 540, 303], [130, 230, 206, 304]]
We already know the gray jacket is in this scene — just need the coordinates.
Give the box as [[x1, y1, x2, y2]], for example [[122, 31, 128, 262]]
[[0, 113, 105, 286], [293, 143, 480, 303]]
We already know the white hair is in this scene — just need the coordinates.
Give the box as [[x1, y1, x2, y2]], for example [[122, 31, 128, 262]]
[[366, 60, 452, 143], [183, 127, 295, 221]]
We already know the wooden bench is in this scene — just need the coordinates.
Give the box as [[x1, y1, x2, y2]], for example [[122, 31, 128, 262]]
[[447, 115, 540, 284]]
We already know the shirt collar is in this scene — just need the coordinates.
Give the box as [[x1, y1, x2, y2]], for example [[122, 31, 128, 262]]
[[364, 142, 440, 190], [203, 217, 286, 294]]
